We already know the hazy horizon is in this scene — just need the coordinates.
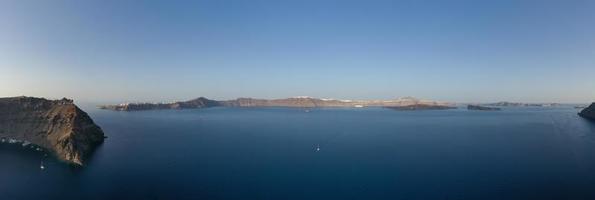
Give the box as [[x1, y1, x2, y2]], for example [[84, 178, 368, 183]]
[[2, 0, 595, 103]]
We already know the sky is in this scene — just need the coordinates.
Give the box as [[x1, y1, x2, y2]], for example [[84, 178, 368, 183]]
[[1, 0, 594, 103]]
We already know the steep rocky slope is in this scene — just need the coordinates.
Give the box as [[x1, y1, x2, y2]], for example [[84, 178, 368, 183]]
[[579, 103, 595, 120], [0, 97, 105, 165]]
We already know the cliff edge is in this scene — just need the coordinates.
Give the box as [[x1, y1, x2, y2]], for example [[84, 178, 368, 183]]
[[0, 97, 105, 165]]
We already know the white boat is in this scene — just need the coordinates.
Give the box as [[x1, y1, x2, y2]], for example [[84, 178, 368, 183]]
[[40, 161, 45, 170], [316, 144, 320, 152]]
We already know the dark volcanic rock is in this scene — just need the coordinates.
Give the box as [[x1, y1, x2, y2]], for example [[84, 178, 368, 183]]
[[0, 97, 105, 165], [579, 103, 595, 121], [467, 105, 501, 111]]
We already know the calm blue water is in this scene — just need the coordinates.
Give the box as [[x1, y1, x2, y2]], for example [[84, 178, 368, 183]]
[[2, 106, 595, 200]]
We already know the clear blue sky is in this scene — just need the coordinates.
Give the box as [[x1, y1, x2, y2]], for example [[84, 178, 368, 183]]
[[1, 0, 594, 103]]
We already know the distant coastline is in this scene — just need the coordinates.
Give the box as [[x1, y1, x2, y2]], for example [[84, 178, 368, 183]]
[[482, 102, 561, 107], [99, 96, 456, 111], [98, 96, 579, 113], [467, 105, 501, 111]]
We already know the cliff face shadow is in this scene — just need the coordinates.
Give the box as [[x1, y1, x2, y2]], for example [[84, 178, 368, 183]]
[[65, 139, 106, 172], [82, 140, 105, 166]]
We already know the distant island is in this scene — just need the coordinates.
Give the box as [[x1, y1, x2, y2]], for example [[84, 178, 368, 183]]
[[483, 101, 560, 107], [384, 104, 456, 111], [0, 97, 105, 166], [99, 96, 456, 111], [467, 105, 501, 111]]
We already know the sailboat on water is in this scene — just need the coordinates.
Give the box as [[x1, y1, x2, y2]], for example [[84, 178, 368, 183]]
[[40, 161, 45, 170]]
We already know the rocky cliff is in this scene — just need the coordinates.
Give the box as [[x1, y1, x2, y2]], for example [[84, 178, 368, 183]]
[[0, 97, 105, 165], [100, 96, 454, 111], [579, 103, 595, 120]]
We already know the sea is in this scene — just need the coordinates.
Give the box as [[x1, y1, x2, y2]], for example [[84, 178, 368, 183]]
[[1, 105, 595, 200]]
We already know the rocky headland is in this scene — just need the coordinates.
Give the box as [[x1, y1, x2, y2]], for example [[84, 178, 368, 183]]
[[0, 97, 105, 165], [578, 103, 595, 121], [100, 96, 455, 111]]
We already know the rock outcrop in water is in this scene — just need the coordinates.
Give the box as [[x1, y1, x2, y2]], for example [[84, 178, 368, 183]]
[[0, 97, 105, 165], [100, 96, 454, 111], [467, 105, 501, 111], [579, 103, 595, 121]]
